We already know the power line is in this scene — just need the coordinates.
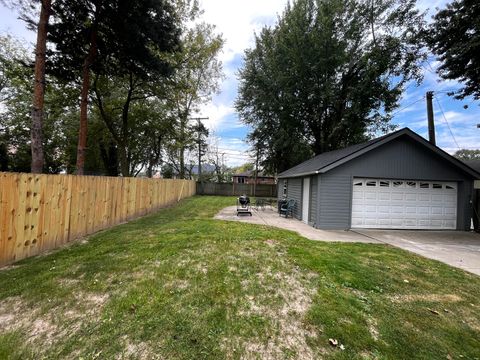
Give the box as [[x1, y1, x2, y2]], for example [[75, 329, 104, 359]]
[[434, 94, 461, 150], [391, 96, 425, 117]]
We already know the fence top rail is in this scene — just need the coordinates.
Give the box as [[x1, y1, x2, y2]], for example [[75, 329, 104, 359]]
[[0, 172, 195, 182]]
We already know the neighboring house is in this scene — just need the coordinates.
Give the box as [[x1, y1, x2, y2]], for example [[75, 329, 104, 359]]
[[278, 128, 480, 231], [233, 171, 276, 185]]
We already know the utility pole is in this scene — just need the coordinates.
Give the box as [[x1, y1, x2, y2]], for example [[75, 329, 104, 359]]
[[189, 116, 208, 182], [426, 91, 436, 146]]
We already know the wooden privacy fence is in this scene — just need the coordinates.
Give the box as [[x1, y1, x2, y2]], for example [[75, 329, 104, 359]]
[[0, 172, 196, 266]]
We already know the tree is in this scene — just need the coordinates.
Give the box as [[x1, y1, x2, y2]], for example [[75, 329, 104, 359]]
[[161, 23, 223, 178], [0, 35, 79, 173], [48, 0, 181, 174], [454, 149, 480, 161], [29, 0, 51, 173], [427, 0, 480, 100], [236, 0, 426, 173], [2, 0, 54, 173]]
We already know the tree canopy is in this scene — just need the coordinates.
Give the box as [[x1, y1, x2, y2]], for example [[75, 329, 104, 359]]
[[427, 0, 480, 100], [454, 149, 480, 161], [236, 0, 426, 173], [0, 1, 224, 178]]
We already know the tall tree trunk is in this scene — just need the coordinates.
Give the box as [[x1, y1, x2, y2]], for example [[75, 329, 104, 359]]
[[31, 0, 51, 174], [76, 27, 98, 175], [179, 147, 185, 179], [118, 145, 129, 177]]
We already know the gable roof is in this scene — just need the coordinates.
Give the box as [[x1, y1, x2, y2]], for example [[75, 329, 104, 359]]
[[464, 160, 480, 174], [278, 128, 480, 179]]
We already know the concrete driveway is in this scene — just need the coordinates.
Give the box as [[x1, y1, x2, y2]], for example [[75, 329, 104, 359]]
[[354, 230, 480, 276]]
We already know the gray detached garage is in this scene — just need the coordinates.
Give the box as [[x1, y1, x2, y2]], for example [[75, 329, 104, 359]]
[[277, 128, 480, 231]]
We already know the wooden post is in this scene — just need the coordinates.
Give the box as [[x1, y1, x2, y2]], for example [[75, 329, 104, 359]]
[[426, 91, 436, 146]]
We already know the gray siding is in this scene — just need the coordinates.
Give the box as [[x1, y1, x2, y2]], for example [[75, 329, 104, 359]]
[[309, 176, 318, 225], [317, 173, 352, 229], [286, 178, 302, 220], [316, 136, 474, 230]]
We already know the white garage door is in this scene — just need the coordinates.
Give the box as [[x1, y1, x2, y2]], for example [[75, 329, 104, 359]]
[[351, 178, 457, 229]]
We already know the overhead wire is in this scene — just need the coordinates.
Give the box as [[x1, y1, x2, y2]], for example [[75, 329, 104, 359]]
[[391, 96, 425, 117], [433, 94, 461, 150]]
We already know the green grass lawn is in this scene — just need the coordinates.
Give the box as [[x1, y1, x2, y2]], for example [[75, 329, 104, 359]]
[[0, 196, 479, 360]]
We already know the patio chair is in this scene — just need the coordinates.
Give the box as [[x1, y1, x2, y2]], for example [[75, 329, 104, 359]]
[[254, 198, 266, 210], [279, 199, 295, 218]]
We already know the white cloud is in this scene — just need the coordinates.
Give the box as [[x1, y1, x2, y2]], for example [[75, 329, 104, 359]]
[[194, 102, 235, 131], [198, 0, 288, 64]]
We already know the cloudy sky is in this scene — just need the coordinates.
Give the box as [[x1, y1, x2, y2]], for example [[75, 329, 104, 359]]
[[1, 0, 479, 166]]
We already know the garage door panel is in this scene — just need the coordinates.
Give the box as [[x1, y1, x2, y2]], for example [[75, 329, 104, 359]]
[[391, 193, 403, 201], [417, 206, 430, 214], [444, 220, 456, 228], [352, 178, 457, 230], [445, 207, 456, 215], [377, 205, 390, 213], [378, 192, 390, 200], [405, 194, 417, 201]]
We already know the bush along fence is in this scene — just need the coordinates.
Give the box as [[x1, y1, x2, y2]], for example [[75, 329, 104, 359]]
[[0, 172, 196, 266], [196, 182, 277, 197]]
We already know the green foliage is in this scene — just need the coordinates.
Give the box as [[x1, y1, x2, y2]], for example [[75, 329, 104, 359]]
[[0, 35, 78, 173], [454, 149, 480, 161], [161, 22, 224, 178], [427, 0, 480, 100], [236, 0, 426, 173], [233, 162, 255, 174], [48, 0, 181, 81], [0, 2, 222, 177]]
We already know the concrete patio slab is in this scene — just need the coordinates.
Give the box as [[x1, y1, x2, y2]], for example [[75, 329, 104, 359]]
[[214, 206, 380, 243], [355, 230, 480, 276]]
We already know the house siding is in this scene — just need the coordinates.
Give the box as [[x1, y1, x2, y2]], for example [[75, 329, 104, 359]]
[[286, 177, 302, 220], [316, 136, 473, 230], [317, 173, 352, 229], [309, 176, 318, 226]]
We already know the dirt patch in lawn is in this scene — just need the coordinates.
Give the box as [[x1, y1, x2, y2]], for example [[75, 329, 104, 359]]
[[0, 297, 58, 345], [389, 294, 463, 303], [235, 263, 320, 359], [0, 291, 111, 355]]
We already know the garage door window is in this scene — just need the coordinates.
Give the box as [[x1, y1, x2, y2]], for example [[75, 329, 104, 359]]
[[354, 181, 363, 186], [420, 182, 429, 189], [406, 181, 416, 188], [366, 180, 376, 187], [433, 183, 442, 189], [393, 181, 404, 187], [380, 180, 390, 187]]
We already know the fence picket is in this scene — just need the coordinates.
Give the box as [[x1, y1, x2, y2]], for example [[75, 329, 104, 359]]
[[0, 172, 195, 266]]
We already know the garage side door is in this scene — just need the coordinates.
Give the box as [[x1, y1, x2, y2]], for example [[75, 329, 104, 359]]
[[351, 178, 457, 229]]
